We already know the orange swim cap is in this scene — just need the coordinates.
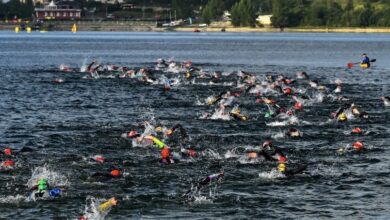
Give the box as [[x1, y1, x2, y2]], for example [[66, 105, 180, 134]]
[[2, 159, 15, 167], [352, 127, 362, 134], [353, 141, 364, 151], [279, 156, 287, 163], [161, 147, 170, 159], [294, 102, 302, 110], [110, 169, 121, 177], [4, 148, 12, 156]]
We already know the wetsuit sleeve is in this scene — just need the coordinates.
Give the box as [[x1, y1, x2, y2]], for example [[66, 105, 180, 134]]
[[274, 147, 286, 157], [284, 164, 307, 176], [150, 136, 166, 149], [99, 200, 114, 213]]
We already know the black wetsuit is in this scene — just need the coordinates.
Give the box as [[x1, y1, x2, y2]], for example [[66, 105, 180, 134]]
[[282, 164, 307, 177]]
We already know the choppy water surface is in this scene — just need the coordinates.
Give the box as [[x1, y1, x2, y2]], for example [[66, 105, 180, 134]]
[[0, 31, 390, 219]]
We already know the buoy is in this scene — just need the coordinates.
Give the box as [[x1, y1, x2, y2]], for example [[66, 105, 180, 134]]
[[26, 27, 31, 33], [15, 26, 20, 33], [71, 23, 77, 33]]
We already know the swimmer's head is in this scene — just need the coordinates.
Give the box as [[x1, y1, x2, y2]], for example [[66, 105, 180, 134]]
[[110, 169, 121, 178], [4, 148, 12, 156], [127, 130, 137, 138], [161, 147, 170, 159], [353, 141, 364, 151], [278, 163, 286, 172]]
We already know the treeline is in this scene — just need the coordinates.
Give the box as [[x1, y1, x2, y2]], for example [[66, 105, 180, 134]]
[[199, 0, 390, 27], [0, 0, 34, 19], [271, 0, 390, 28], [3, 0, 390, 27]]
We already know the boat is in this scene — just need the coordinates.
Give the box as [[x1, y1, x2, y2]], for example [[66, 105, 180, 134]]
[[360, 63, 369, 69]]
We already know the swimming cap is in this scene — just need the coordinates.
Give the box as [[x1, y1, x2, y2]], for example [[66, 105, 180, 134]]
[[2, 159, 14, 167], [155, 127, 163, 132], [4, 148, 12, 156], [161, 147, 170, 159], [352, 127, 362, 134], [278, 163, 286, 172], [94, 155, 105, 163], [294, 102, 302, 110], [128, 130, 137, 138], [318, 85, 326, 90], [49, 188, 61, 197], [187, 148, 197, 157], [264, 112, 271, 118], [110, 169, 121, 178], [37, 178, 48, 191], [283, 88, 292, 95], [247, 152, 257, 159], [166, 129, 173, 135], [262, 140, 271, 148], [109, 197, 118, 205], [279, 156, 287, 163], [353, 141, 363, 150], [338, 113, 347, 121]]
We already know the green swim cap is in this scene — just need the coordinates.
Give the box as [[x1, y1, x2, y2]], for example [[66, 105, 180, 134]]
[[265, 112, 271, 118], [38, 178, 48, 191]]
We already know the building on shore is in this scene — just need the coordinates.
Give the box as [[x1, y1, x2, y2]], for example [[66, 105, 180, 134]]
[[256, 15, 272, 26], [34, 0, 81, 20]]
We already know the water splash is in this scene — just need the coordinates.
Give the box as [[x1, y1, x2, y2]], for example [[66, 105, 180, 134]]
[[27, 164, 69, 189], [79, 196, 112, 220]]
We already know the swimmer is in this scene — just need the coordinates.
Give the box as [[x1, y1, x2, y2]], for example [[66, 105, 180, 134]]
[[184, 171, 224, 196], [262, 140, 287, 162], [337, 141, 364, 153], [286, 128, 303, 138], [230, 106, 248, 121], [30, 178, 61, 198], [91, 168, 123, 179], [277, 163, 307, 177]]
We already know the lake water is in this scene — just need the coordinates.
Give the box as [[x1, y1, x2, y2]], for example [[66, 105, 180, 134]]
[[0, 31, 389, 219]]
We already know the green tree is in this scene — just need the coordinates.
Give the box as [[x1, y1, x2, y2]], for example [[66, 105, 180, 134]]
[[201, 0, 225, 24], [172, 0, 194, 19], [230, 0, 258, 27]]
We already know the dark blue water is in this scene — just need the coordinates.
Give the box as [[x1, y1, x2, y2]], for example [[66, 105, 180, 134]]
[[0, 31, 389, 219]]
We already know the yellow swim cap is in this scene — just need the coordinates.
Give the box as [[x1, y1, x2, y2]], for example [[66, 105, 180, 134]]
[[338, 113, 347, 121], [278, 163, 286, 172], [155, 127, 163, 132]]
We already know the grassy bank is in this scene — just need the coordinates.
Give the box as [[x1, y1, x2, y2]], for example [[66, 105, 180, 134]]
[[2, 20, 390, 33], [175, 26, 390, 33]]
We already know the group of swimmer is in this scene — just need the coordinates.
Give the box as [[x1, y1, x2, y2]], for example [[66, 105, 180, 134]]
[[2, 54, 387, 219]]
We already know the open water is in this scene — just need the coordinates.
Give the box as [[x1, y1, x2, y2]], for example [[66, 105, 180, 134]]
[[0, 31, 389, 219]]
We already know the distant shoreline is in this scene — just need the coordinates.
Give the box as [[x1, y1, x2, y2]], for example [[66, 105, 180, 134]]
[[176, 26, 390, 33], [1, 21, 390, 33]]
